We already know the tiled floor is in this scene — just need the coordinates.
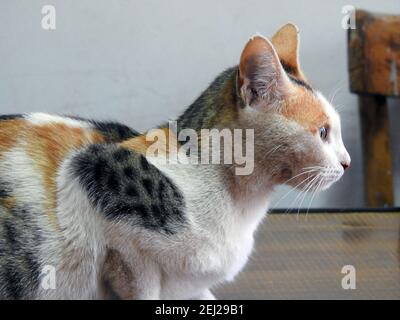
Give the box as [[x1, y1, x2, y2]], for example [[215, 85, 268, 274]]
[[215, 212, 400, 299]]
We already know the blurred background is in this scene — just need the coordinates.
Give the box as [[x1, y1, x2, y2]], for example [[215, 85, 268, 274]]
[[0, 0, 400, 208]]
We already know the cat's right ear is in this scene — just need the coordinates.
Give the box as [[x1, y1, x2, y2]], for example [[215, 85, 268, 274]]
[[238, 35, 292, 110]]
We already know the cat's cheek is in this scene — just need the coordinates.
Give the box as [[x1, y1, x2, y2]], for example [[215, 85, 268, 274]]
[[280, 168, 292, 180]]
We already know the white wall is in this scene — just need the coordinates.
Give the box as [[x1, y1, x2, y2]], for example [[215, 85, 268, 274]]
[[1, 0, 400, 208]]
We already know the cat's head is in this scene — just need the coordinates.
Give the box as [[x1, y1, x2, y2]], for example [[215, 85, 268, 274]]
[[236, 24, 350, 191]]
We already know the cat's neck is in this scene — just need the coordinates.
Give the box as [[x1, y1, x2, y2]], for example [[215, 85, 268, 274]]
[[176, 66, 241, 133], [220, 161, 275, 210]]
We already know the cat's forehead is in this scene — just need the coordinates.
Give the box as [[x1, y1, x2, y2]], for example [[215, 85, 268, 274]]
[[281, 85, 333, 134], [317, 92, 340, 123]]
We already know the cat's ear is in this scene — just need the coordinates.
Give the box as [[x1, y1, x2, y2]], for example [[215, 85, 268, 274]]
[[271, 23, 304, 79], [239, 34, 292, 109]]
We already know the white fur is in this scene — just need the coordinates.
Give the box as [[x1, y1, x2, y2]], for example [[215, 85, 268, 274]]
[[318, 92, 350, 164], [25, 113, 89, 128], [316, 92, 351, 189], [0, 147, 47, 213], [37, 157, 106, 299]]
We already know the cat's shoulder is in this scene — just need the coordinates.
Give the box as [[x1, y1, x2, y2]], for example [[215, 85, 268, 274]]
[[66, 115, 140, 142], [68, 143, 186, 234]]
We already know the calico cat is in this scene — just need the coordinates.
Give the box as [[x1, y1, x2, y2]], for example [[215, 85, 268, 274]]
[[0, 24, 350, 299]]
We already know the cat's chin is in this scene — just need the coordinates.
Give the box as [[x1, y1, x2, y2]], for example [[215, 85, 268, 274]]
[[318, 175, 342, 191], [318, 181, 336, 191]]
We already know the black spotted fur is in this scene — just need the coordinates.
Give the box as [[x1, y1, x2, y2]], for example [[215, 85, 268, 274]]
[[66, 116, 140, 142], [0, 203, 42, 299], [0, 114, 23, 121], [89, 120, 140, 142], [70, 144, 186, 234]]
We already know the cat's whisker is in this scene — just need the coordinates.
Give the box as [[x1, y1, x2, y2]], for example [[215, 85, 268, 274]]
[[281, 168, 320, 185], [334, 104, 346, 113], [271, 172, 317, 210], [302, 166, 324, 170], [293, 188, 308, 219], [289, 174, 318, 217], [328, 80, 346, 106], [328, 80, 343, 101], [283, 176, 315, 215], [271, 168, 321, 210], [265, 144, 283, 157], [297, 174, 320, 218], [306, 175, 325, 220], [305, 176, 324, 221]]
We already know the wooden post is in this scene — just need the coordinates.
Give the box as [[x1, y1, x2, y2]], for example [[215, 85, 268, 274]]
[[358, 95, 393, 207], [348, 9, 400, 207]]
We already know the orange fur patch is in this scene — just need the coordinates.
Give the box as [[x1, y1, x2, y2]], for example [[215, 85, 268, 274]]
[[0, 197, 16, 210], [272, 23, 305, 80], [0, 119, 25, 153], [282, 89, 328, 133], [120, 127, 179, 156], [24, 123, 105, 228]]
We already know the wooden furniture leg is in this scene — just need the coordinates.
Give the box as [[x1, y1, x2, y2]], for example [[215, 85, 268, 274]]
[[358, 95, 393, 207]]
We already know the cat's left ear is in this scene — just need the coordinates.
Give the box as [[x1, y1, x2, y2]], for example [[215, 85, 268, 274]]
[[271, 23, 305, 79]]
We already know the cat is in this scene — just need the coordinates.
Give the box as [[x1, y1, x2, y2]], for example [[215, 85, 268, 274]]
[[0, 23, 350, 299]]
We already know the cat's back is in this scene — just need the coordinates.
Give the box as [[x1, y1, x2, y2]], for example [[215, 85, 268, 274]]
[[0, 112, 140, 221], [1, 113, 137, 192], [0, 113, 139, 299]]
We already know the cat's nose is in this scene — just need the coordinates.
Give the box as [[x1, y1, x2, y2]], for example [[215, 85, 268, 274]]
[[340, 150, 351, 171], [341, 162, 350, 170]]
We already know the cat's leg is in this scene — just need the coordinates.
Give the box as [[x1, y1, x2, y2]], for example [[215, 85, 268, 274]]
[[193, 289, 216, 300], [100, 248, 136, 299], [102, 247, 161, 300], [133, 258, 162, 300]]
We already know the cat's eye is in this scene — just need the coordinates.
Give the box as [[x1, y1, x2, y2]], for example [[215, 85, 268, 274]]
[[319, 126, 328, 140]]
